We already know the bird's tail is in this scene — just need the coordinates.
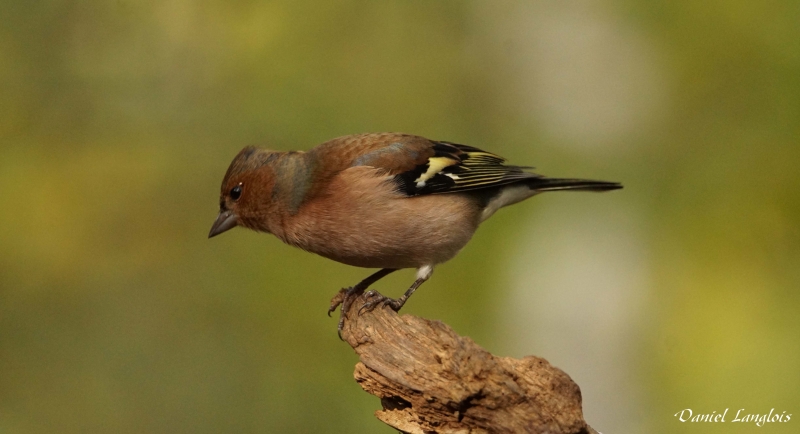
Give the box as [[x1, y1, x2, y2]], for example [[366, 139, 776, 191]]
[[526, 177, 622, 192]]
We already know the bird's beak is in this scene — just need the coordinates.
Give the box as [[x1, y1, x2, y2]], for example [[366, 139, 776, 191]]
[[208, 210, 238, 238]]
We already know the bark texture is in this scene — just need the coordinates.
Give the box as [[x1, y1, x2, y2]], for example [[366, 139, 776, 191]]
[[335, 290, 598, 434]]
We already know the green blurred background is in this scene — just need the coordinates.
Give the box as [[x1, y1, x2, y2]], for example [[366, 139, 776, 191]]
[[1, 1, 798, 433]]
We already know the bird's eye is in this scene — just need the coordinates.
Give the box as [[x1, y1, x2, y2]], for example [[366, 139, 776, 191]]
[[230, 184, 242, 201]]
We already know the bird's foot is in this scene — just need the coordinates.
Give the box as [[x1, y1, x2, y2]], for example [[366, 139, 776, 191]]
[[358, 290, 406, 315], [329, 286, 366, 340], [327, 288, 349, 317]]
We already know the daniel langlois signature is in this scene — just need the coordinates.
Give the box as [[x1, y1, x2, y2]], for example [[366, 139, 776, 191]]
[[674, 408, 792, 426]]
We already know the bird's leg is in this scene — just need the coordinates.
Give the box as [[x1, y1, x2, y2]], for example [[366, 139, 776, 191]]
[[328, 268, 397, 338], [360, 265, 433, 314]]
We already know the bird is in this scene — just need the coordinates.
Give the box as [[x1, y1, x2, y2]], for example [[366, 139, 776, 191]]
[[208, 133, 622, 335]]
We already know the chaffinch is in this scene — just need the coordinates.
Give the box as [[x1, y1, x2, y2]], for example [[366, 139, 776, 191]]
[[209, 133, 621, 334]]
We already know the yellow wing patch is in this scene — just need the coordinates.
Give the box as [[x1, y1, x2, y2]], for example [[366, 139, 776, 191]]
[[413, 156, 459, 188]]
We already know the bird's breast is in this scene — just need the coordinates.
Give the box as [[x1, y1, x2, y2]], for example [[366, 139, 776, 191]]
[[279, 166, 482, 269]]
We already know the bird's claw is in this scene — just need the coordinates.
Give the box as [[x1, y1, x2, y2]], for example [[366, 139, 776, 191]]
[[358, 290, 401, 315], [331, 286, 365, 340], [328, 287, 349, 317], [357, 290, 381, 315], [333, 288, 395, 340]]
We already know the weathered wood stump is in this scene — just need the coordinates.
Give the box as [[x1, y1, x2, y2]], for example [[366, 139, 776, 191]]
[[334, 290, 598, 434]]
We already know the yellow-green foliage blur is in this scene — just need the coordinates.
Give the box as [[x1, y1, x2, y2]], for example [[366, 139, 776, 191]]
[[1, 1, 798, 433]]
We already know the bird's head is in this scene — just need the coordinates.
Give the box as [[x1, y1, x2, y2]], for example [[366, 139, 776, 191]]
[[208, 146, 281, 238]]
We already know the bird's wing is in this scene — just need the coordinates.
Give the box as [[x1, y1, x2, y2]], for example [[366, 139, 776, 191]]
[[311, 133, 540, 197], [391, 141, 539, 196]]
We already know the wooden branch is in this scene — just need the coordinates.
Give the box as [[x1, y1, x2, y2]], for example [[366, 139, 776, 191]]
[[334, 290, 598, 434]]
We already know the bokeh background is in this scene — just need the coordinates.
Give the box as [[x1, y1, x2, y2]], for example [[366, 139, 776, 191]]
[[1, 1, 798, 433]]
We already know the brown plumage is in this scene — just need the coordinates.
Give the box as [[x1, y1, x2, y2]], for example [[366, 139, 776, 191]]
[[209, 133, 622, 335]]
